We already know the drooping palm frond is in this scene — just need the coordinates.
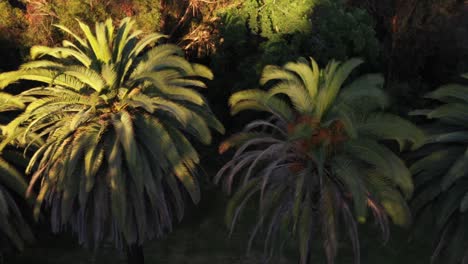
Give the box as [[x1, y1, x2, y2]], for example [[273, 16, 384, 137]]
[[0, 141, 34, 251], [217, 57, 423, 264], [410, 78, 468, 264], [0, 18, 223, 249]]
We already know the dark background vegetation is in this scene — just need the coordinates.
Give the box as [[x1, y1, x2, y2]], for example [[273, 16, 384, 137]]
[[1, 0, 467, 262]]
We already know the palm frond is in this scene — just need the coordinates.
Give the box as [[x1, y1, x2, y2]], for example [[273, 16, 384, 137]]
[[333, 157, 367, 221], [229, 89, 294, 121], [345, 139, 413, 199], [357, 113, 425, 151], [315, 58, 363, 118], [412, 79, 468, 264], [425, 84, 468, 103], [337, 74, 388, 112]]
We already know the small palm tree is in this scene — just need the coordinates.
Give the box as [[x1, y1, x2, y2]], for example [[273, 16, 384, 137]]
[[411, 76, 468, 264], [216, 57, 424, 263], [0, 18, 224, 263]]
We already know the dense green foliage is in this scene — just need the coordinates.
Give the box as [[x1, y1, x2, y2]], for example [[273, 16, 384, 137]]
[[211, 0, 381, 91], [0, 1, 28, 70], [0, 18, 223, 250], [216, 57, 423, 263], [411, 76, 468, 264], [0, 0, 161, 63], [0, 1, 163, 74], [45, 0, 161, 39]]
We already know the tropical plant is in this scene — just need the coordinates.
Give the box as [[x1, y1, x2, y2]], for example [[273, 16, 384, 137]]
[[215, 57, 424, 263], [410, 76, 468, 264], [0, 94, 37, 254], [0, 18, 224, 264], [0, 139, 34, 252]]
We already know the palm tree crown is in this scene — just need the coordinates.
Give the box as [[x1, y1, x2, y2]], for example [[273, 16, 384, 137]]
[[0, 18, 224, 248], [216, 57, 423, 264]]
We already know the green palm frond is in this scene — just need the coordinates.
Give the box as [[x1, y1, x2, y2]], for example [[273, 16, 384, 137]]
[[30, 46, 92, 67], [315, 58, 363, 119], [229, 89, 294, 121], [283, 58, 318, 99], [218, 57, 421, 264], [0, 92, 27, 112], [425, 84, 468, 103], [336, 74, 388, 113], [357, 113, 425, 151], [364, 170, 411, 227], [261, 63, 314, 113], [345, 139, 413, 199], [411, 79, 468, 264], [0, 143, 34, 251], [333, 157, 367, 220]]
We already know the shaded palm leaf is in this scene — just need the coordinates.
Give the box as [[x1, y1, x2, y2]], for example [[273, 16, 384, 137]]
[[411, 77, 468, 264], [0, 142, 34, 251]]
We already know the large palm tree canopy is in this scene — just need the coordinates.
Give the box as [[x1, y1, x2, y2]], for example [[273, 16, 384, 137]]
[[410, 76, 468, 264], [216, 57, 424, 264], [0, 18, 224, 248]]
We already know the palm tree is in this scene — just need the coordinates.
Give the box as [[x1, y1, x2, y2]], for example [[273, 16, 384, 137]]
[[216, 57, 424, 264], [410, 76, 468, 264], [0, 18, 224, 264]]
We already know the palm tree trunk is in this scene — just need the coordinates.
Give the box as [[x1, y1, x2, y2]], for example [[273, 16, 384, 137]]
[[126, 244, 144, 264]]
